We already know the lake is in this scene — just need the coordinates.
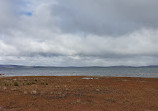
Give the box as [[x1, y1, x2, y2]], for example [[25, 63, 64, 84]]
[[0, 67, 158, 78]]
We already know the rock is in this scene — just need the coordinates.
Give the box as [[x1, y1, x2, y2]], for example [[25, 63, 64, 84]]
[[0, 74, 4, 76], [23, 79, 27, 81], [0, 106, 3, 111], [55, 85, 60, 88], [96, 89, 100, 92], [11, 88, 17, 91], [57, 92, 62, 95], [82, 77, 94, 80], [61, 94, 66, 97], [3, 86, 7, 90], [76, 99, 81, 103], [122, 80, 129, 82], [65, 88, 69, 91], [82, 77, 99, 80], [31, 90, 38, 95], [24, 91, 28, 94], [13, 79, 17, 81]]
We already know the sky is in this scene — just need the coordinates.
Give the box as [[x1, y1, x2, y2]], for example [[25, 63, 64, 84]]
[[0, 0, 158, 66]]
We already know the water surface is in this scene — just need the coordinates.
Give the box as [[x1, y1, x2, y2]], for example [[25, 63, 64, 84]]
[[0, 67, 158, 78]]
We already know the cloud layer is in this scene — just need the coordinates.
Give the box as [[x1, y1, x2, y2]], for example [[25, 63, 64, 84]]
[[0, 0, 158, 66]]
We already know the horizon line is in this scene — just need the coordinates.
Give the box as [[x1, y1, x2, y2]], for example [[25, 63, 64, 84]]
[[0, 64, 158, 68]]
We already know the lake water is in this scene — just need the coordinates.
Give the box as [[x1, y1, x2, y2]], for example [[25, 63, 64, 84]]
[[0, 67, 158, 78]]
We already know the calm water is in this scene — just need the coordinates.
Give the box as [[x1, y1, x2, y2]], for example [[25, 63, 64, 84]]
[[0, 67, 158, 78]]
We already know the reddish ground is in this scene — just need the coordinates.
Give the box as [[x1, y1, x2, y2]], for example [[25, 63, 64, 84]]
[[0, 76, 158, 111]]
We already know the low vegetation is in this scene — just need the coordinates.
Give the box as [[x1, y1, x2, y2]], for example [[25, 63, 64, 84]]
[[0, 76, 157, 111], [14, 81, 19, 86]]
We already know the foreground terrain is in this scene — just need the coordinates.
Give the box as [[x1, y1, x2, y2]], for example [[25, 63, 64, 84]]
[[0, 76, 158, 111]]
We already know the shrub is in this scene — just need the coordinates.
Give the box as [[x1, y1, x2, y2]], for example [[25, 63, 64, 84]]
[[14, 82, 19, 86], [41, 82, 48, 85]]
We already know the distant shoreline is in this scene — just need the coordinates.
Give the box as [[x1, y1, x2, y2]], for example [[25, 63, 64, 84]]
[[0, 64, 158, 68], [0, 73, 4, 76]]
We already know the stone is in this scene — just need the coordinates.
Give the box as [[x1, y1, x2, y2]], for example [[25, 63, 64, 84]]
[[65, 88, 69, 91], [0, 106, 3, 111], [11, 88, 17, 91], [24, 91, 28, 94], [96, 89, 100, 92], [55, 85, 60, 88], [0, 74, 4, 76], [13, 79, 17, 81], [31, 90, 38, 95], [3, 86, 7, 90], [76, 99, 81, 103]]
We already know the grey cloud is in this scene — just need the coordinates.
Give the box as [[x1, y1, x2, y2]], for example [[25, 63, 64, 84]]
[[0, 0, 158, 66], [52, 0, 158, 35], [0, 0, 21, 32], [2, 29, 158, 57], [1, 55, 157, 67]]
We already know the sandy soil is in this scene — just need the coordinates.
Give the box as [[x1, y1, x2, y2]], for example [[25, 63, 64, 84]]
[[0, 76, 158, 111]]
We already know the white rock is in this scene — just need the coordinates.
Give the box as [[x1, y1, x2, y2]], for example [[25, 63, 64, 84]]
[[31, 90, 38, 95], [24, 91, 28, 94], [3, 86, 7, 90]]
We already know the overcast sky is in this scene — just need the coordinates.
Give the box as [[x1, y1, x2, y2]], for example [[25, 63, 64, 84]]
[[0, 0, 158, 66]]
